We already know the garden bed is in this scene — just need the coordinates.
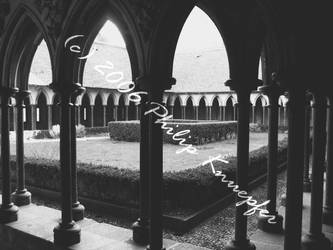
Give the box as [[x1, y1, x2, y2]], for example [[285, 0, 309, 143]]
[[109, 120, 237, 145]]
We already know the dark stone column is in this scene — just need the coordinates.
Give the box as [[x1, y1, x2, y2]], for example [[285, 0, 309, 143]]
[[262, 106, 266, 125], [51, 83, 81, 246], [301, 91, 330, 250], [47, 105, 53, 129], [222, 106, 226, 121], [12, 90, 32, 206], [90, 105, 94, 127], [71, 87, 85, 221], [303, 93, 312, 192], [233, 104, 238, 120], [284, 88, 306, 250], [31, 104, 37, 130], [252, 105, 255, 123], [257, 81, 284, 233], [169, 105, 174, 117], [132, 96, 149, 245], [323, 95, 333, 225], [0, 87, 19, 223], [102, 105, 107, 126], [194, 106, 199, 120], [284, 106, 287, 127], [225, 86, 255, 250]]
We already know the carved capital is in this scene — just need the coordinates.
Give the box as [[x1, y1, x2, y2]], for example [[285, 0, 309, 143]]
[[135, 75, 176, 92]]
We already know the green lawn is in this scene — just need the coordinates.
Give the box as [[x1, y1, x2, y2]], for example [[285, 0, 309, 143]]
[[10, 132, 287, 172]]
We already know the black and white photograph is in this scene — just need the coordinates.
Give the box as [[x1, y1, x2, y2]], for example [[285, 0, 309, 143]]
[[0, 0, 330, 249]]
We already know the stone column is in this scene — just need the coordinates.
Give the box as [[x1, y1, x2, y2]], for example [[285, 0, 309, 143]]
[[222, 106, 226, 121], [284, 88, 306, 250], [181, 105, 186, 119], [50, 83, 81, 246], [47, 105, 52, 129], [71, 86, 86, 221], [252, 105, 255, 123], [102, 105, 107, 126], [225, 83, 255, 250], [257, 80, 284, 233], [233, 104, 238, 120], [30, 104, 37, 130], [262, 106, 266, 125], [125, 105, 129, 121], [323, 95, 333, 225], [207, 106, 212, 120], [284, 106, 287, 127], [303, 93, 312, 192], [135, 105, 139, 120], [132, 97, 149, 245], [301, 91, 330, 250], [0, 87, 19, 223], [194, 106, 199, 120], [219, 106, 223, 120], [113, 105, 118, 121], [12, 90, 32, 206], [90, 105, 94, 127], [77, 106, 81, 125]]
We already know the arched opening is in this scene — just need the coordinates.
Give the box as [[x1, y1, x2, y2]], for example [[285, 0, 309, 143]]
[[52, 95, 60, 126], [94, 95, 104, 127], [82, 20, 132, 99], [185, 97, 194, 120], [80, 94, 91, 127], [117, 95, 126, 121], [225, 97, 234, 121], [106, 95, 115, 123], [198, 98, 207, 120], [254, 97, 264, 125], [36, 92, 48, 130], [128, 101, 137, 120], [173, 97, 182, 119], [211, 97, 220, 120]]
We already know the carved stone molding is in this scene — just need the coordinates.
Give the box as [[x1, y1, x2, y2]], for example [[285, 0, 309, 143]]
[[34, 0, 69, 38], [126, 0, 162, 41]]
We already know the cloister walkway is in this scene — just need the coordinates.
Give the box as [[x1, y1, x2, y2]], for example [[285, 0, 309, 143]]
[[1, 189, 332, 250]]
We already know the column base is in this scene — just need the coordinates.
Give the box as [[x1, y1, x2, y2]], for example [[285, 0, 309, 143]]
[[323, 207, 333, 225], [225, 239, 256, 250], [72, 203, 85, 221], [303, 180, 312, 192], [132, 218, 149, 245], [0, 203, 19, 223], [53, 222, 81, 246], [301, 233, 331, 250], [258, 213, 283, 233], [280, 193, 287, 207], [12, 189, 31, 206]]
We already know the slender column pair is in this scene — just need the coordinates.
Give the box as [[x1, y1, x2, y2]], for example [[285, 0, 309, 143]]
[[0, 87, 19, 223], [132, 96, 150, 245], [71, 87, 85, 221], [12, 90, 32, 206], [50, 83, 81, 246], [257, 80, 284, 233], [225, 79, 260, 250], [323, 95, 333, 225], [303, 92, 312, 192], [301, 91, 330, 250]]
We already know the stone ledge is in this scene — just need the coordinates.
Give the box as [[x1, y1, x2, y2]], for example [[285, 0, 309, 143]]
[[0, 196, 209, 250]]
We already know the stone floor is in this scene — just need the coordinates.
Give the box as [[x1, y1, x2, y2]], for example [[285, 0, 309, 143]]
[[1, 192, 333, 249], [0, 195, 208, 250], [251, 191, 333, 250]]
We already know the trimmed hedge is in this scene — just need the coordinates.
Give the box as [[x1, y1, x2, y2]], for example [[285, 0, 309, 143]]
[[109, 120, 238, 145], [85, 126, 109, 135], [4, 138, 288, 210]]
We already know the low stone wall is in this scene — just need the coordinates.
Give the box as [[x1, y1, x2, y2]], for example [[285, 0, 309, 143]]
[[109, 120, 238, 145]]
